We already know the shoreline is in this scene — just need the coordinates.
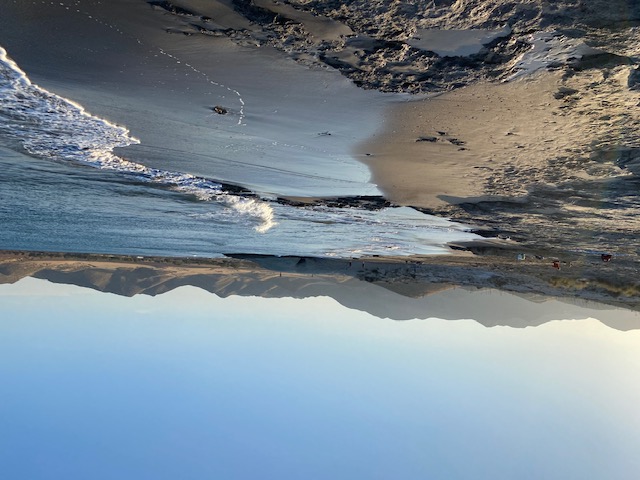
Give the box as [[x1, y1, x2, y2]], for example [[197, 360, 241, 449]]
[[0, 1, 387, 199], [1, 248, 638, 313], [1, 1, 639, 286]]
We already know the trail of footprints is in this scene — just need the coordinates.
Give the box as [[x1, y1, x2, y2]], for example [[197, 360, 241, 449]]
[[24, 0, 246, 125], [3, 0, 276, 232]]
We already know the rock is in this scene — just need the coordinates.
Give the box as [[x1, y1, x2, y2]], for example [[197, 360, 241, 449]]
[[148, 1, 195, 16], [554, 87, 579, 99], [628, 67, 640, 90]]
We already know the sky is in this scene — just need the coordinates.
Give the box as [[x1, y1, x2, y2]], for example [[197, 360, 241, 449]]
[[1, 277, 639, 479]]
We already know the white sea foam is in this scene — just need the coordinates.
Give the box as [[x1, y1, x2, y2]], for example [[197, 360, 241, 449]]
[[0, 44, 479, 256], [0, 45, 273, 232]]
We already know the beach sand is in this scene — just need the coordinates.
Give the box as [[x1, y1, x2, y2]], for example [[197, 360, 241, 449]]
[[1, 1, 640, 308], [0, 0, 388, 198], [360, 65, 640, 257], [360, 73, 563, 208], [362, 68, 640, 209]]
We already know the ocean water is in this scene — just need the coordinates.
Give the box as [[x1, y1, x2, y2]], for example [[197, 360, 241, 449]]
[[0, 44, 479, 258]]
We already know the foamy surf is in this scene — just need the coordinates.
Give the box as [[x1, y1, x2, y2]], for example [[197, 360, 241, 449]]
[[0, 46, 274, 232], [0, 44, 481, 256]]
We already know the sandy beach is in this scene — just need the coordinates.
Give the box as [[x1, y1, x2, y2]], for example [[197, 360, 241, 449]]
[[1, 0, 487, 258], [361, 73, 569, 208], [1, 0, 639, 307], [0, 0, 388, 197], [361, 66, 640, 255], [3, 3, 640, 474]]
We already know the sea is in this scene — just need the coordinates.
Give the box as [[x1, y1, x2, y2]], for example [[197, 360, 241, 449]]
[[0, 41, 482, 258]]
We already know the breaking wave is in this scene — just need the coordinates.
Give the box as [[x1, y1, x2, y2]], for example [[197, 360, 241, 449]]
[[0, 46, 274, 232]]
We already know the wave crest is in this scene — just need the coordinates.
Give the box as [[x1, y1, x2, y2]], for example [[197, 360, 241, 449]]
[[0, 45, 275, 233]]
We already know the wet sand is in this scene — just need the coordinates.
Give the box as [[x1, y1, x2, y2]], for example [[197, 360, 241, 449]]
[[0, 0, 387, 197]]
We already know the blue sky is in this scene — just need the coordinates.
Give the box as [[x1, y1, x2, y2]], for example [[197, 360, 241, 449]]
[[1, 278, 639, 479]]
